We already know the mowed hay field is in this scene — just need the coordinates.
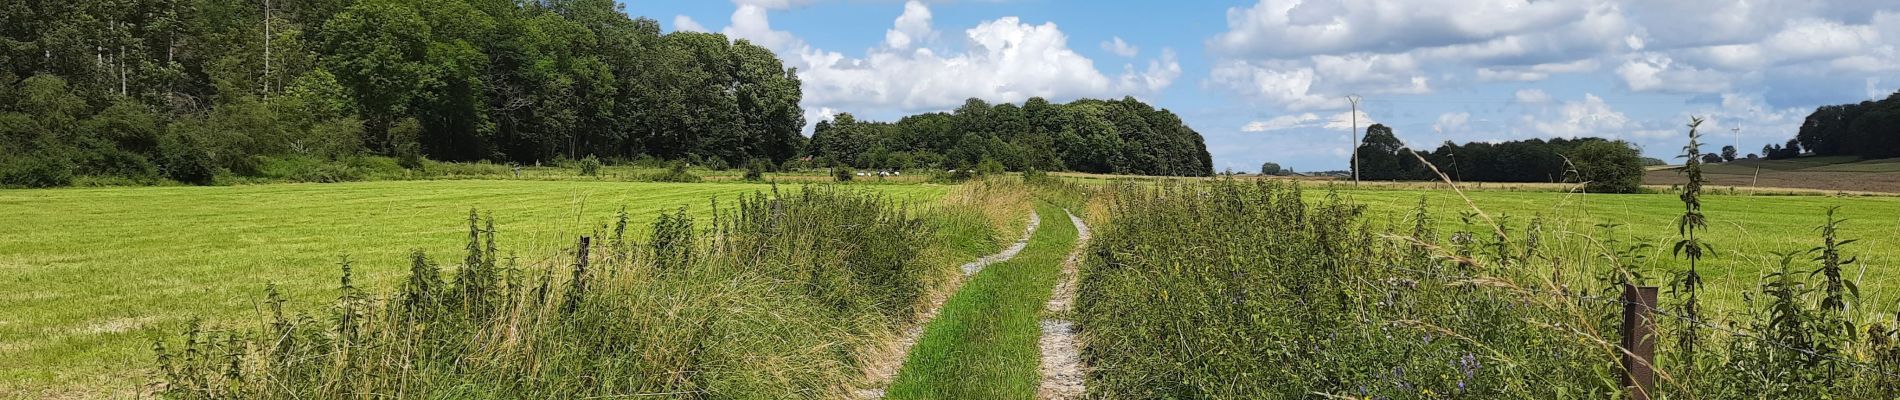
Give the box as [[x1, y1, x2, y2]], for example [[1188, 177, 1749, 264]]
[[1324, 187, 1900, 312], [0, 180, 949, 397]]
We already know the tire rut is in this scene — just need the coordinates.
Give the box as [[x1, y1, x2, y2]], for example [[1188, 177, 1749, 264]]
[[1037, 210, 1091, 399]]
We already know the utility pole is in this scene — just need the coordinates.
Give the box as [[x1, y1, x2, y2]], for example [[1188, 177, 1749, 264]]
[[1348, 95, 1362, 187]]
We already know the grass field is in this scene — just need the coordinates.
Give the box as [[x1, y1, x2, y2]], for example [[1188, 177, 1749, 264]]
[[1324, 187, 1900, 313], [0, 180, 950, 397], [886, 202, 1078, 399]]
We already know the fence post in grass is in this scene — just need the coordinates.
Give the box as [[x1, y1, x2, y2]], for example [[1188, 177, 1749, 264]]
[[1621, 284, 1659, 400]]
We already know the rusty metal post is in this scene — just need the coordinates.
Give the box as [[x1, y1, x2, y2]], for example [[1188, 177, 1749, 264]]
[[1621, 285, 1659, 400]]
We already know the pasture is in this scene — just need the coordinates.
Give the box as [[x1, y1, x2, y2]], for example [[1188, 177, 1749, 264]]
[[0, 180, 950, 397]]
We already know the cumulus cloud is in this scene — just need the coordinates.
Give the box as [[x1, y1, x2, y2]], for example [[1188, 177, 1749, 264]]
[[1433, 112, 1471, 134], [1522, 93, 1633, 138], [1206, 0, 1900, 109], [709, 0, 1182, 124], [1101, 36, 1139, 57], [884, 1, 936, 50], [673, 15, 708, 33]]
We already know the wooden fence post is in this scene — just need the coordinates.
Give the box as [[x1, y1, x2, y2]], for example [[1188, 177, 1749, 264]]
[[1621, 284, 1659, 400]]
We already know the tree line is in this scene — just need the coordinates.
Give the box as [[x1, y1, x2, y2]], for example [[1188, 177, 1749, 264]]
[[1, 0, 805, 187], [1788, 90, 1900, 160], [1352, 123, 1645, 193], [808, 97, 1213, 176]]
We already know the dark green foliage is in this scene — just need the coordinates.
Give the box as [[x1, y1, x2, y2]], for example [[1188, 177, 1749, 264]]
[[743, 159, 767, 181], [0, 151, 75, 188], [1569, 139, 1645, 193], [0, 0, 806, 186], [833, 166, 855, 182], [1795, 91, 1900, 159], [1260, 161, 1284, 176], [1349, 124, 1646, 192], [809, 97, 1212, 176], [157, 134, 217, 185]]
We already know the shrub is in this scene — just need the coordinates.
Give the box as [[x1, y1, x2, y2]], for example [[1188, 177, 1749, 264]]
[[645, 161, 700, 183], [578, 154, 602, 177], [976, 158, 1005, 176], [390, 118, 424, 170], [1570, 140, 1644, 193], [0, 152, 74, 188], [743, 159, 767, 181], [833, 166, 854, 182], [158, 134, 217, 185]]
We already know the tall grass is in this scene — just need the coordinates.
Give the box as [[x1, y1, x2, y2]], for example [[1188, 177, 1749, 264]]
[[1076, 178, 1900, 398], [152, 186, 954, 398]]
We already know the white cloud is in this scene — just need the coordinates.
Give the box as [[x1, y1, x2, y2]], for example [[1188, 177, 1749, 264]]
[[1242, 110, 1373, 132], [1616, 52, 1732, 93], [1514, 88, 1552, 104], [1475, 59, 1600, 82], [1433, 112, 1470, 134], [673, 15, 708, 33], [1210, 0, 1593, 58], [1101, 36, 1139, 57], [1242, 113, 1319, 132], [1523, 93, 1632, 138], [884, 1, 936, 50], [722, 4, 804, 52], [706, 1, 1182, 124]]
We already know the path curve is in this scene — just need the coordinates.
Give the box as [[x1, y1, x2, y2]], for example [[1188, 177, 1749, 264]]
[[1037, 210, 1091, 399], [854, 211, 1042, 399]]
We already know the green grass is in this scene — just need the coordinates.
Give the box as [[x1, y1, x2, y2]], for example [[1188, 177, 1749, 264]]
[[1322, 187, 1900, 312], [886, 202, 1078, 399], [0, 180, 950, 397]]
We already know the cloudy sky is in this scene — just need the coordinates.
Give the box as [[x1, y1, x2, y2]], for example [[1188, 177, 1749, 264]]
[[635, 0, 1900, 173]]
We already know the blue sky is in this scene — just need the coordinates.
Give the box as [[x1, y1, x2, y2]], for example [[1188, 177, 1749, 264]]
[[625, 0, 1900, 173]]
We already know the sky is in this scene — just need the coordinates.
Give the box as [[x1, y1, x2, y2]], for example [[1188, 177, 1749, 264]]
[[625, 0, 1900, 173]]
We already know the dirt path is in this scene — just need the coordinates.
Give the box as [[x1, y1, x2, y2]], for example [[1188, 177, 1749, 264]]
[[854, 211, 1042, 399], [1037, 210, 1091, 399]]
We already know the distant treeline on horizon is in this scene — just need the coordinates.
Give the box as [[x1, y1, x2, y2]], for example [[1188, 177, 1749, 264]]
[[809, 97, 1213, 177], [1351, 123, 1646, 193]]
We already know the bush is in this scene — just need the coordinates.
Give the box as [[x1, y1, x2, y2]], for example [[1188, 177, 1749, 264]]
[[0, 152, 74, 188], [390, 118, 424, 170], [976, 158, 1005, 176], [578, 154, 602, 177], [833, 166, 855, 182], [158, 135, 217, 185], [645, 161, 700, 183], [1570, 140, 1644, 193], [743, 159, 767, 181]]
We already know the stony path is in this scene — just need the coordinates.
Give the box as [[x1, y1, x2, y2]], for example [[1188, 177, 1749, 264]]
[[854, 211, 1042, 399], [1037, 210, 1091, 399]]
